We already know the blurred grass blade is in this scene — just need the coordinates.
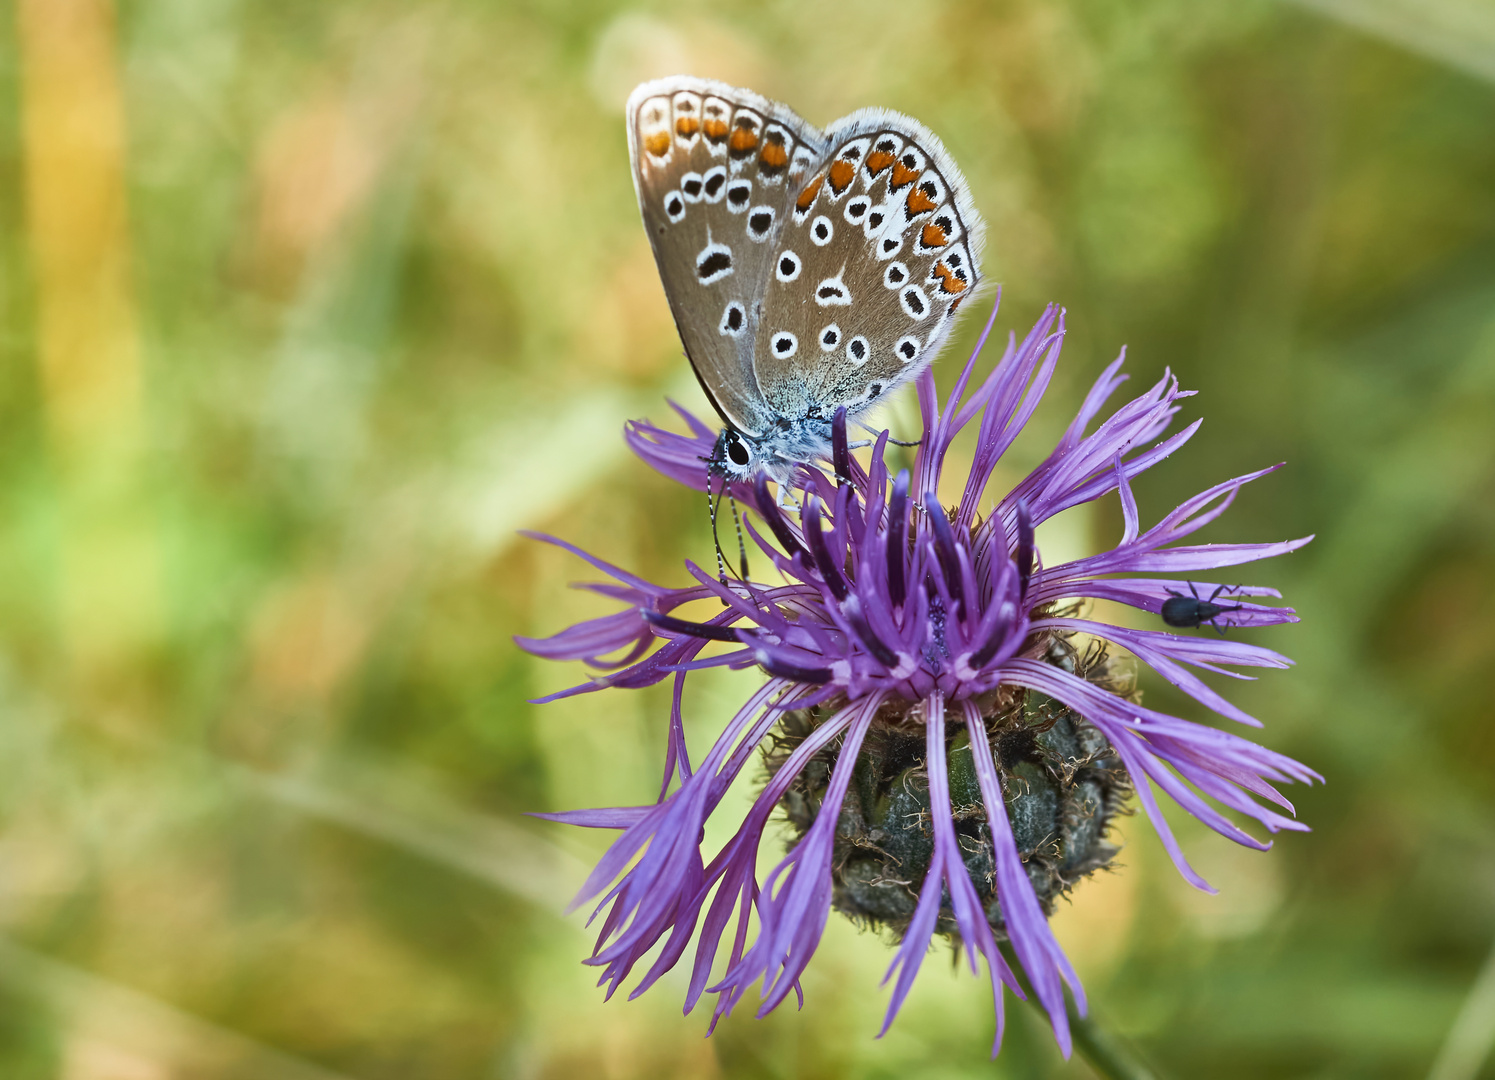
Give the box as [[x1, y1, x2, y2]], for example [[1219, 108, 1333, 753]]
[[15, 0, 158, 669], [1288, 0, 1495, 82], [1428, 938, 1495, 1080], [222, 753, 592, 912], [0, 937, 360, 1080], [447, 369, 701, 558]]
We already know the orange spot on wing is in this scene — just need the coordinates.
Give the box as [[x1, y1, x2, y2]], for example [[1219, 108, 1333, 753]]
[[906, 186, 938, 215], [759, 140, 789, 169], [933, 261, 967, 294], [796, 173, 825, 210], [921, 222, 949, 248], [703, 118, 729, 142], [644, 132, 671, 157], [828, 159, 856, 194], [865, 149, 895, 176], [675, 117, 700, 138], [729, 126, 759, 154], [890, 161, 921, 189]]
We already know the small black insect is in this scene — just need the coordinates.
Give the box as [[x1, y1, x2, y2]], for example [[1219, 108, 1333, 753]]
[[1161, 583, 1244, 635]]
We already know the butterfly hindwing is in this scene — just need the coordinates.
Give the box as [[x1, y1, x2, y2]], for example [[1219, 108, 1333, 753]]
[[627, 77, 827, 436], [750, 111, 984, 422]]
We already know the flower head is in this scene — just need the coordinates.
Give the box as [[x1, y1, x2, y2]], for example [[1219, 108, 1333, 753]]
[[517, 298, 1318, 1056]]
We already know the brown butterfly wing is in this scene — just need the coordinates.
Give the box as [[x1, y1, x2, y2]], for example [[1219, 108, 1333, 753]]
[[750, 112, 984, 422], [627, 78, 827, 436]]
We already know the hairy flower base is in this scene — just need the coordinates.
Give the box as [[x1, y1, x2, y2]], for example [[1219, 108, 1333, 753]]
[[768, 634, 1133, 942]]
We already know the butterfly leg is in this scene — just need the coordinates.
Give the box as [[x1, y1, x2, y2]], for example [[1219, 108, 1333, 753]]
[[854, 419, 922, 448]]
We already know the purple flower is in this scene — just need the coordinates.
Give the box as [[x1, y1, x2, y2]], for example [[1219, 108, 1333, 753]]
[[516, 298, 1318, 1056]]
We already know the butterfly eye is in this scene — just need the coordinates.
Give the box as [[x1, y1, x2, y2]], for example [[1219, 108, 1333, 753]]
[[846, 336, 870, 365], [775, 251, 801, 282], [680, 172, 705, 203], [664, 193, 686, 224], [896, 336, 922, 363], [771, 332, 798, 357], [844, 197, 870, 224], [725, 431, 751, 467], [810, 215, 834, 246], [900, 286, 929, 320], [883, 262, 908, 289], [879, 235, 902, 258], [819, 324, 842, 351]]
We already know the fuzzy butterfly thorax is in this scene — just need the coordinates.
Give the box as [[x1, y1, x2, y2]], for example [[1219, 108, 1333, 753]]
[[627, 76, 985, 483]]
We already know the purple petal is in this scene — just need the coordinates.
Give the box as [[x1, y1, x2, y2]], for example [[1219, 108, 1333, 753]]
[[962, 699, 1082, 1054]]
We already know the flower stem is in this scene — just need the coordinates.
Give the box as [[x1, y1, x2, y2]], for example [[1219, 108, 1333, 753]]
[[1066, 1005, 1161, 1080], [999, 944, 1163, 1079]]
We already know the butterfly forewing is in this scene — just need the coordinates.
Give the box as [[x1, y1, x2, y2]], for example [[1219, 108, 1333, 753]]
[[751, 112, 984, 420], [627, 78, 827, 436]]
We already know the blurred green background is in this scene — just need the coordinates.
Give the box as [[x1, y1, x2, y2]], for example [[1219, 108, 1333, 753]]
[[1, 0, 1494, 1076]]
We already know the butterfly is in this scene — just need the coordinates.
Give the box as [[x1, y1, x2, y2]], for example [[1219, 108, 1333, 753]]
[[627, 76, 984, 486]]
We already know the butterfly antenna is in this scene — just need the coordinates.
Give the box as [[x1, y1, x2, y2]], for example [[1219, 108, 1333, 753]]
[[707, 474, 730, 585], [727, 490, 750, 581]]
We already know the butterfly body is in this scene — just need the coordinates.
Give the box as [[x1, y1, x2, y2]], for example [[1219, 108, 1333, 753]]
[[627, 76, 984, 483]]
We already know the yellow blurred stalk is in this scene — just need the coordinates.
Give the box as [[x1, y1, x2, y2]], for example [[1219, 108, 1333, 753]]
[[17, 0, 158, 675]]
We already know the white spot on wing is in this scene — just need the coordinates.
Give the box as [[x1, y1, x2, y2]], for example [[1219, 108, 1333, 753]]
[[899, 285, 929, 319], [696, 241, 734, 285], [789, 145, 817, 180], [725, 178, 753, 214], [720, 301, 746, 337], [747, 205, 776, 242], [701, 166, 728, 203], [814, 274, 852, 306], [702, 96, 732, 158], [671, 91, 702, 151]]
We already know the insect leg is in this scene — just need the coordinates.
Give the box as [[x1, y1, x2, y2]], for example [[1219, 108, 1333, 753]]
[[854, 419, 921, 447]]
